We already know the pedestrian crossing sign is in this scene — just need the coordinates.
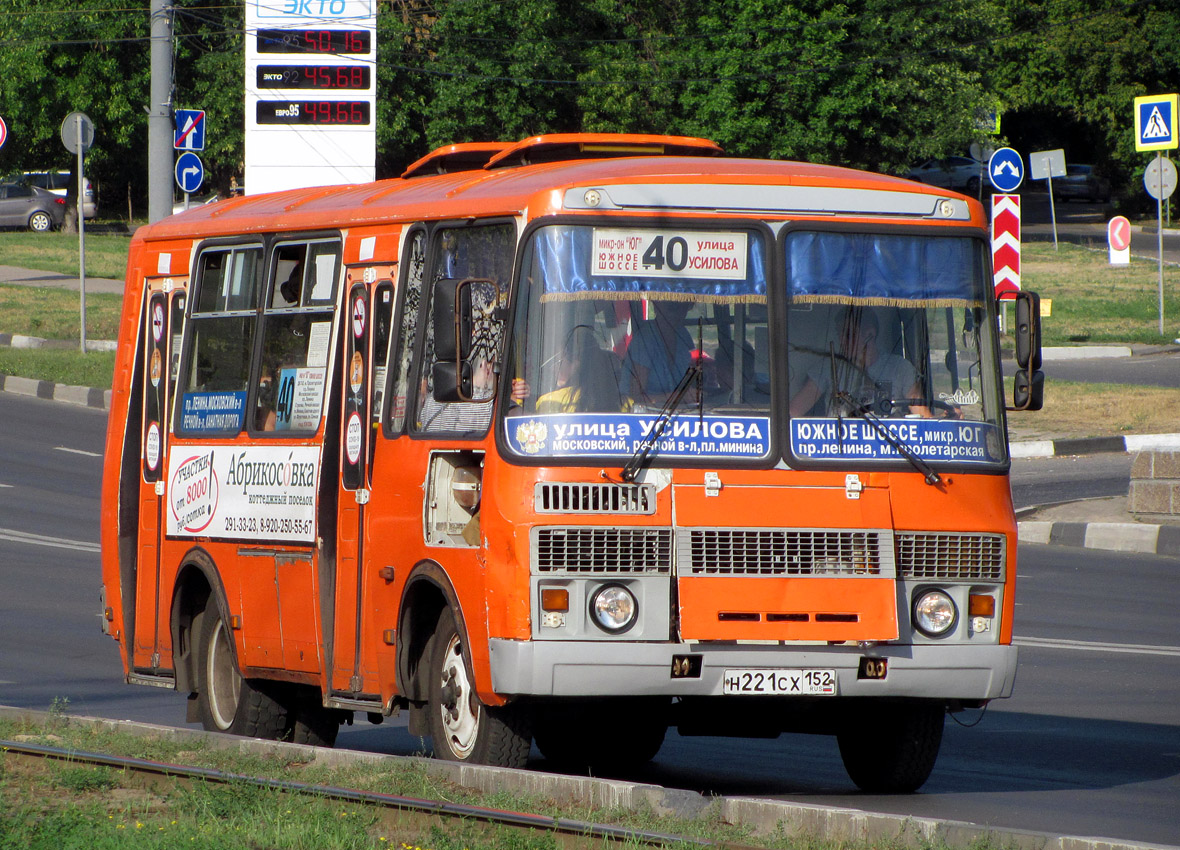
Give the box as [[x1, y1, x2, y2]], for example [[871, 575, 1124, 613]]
[[1134, 94, 1178, 152]]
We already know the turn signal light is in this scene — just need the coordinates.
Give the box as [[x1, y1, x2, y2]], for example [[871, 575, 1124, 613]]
[[969, 594, 996, 617], [540, 588, 569, 612]]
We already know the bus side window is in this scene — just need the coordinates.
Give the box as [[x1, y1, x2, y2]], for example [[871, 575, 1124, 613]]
[[414, 222, 515, 436], [177, 246, 263, 436], [387, 227, 427, 435], [255, 240, 340, 433]]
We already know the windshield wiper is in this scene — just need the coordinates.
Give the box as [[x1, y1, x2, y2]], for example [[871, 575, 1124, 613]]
[[831, 388, 943, 486], [623, 321, 703, 484]]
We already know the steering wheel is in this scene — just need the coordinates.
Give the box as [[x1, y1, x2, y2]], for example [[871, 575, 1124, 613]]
[[891, 398, 960, 419]]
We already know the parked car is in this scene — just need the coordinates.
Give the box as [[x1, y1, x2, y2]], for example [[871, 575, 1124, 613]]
[[20, 170, 97, 218], [904, 156, 985, 193], [0, 182, 67, 231], [1052, 164, 1111, 203]]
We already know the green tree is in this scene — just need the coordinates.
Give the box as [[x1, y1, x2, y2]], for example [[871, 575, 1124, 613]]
[[990, 0, 1180, 202], [0, 0, 150, 226]]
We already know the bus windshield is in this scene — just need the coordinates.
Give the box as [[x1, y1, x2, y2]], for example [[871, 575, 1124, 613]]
[[503, 223, 1005, 470], [505, 223, 773, 464], [784, 230, 1006, 468]]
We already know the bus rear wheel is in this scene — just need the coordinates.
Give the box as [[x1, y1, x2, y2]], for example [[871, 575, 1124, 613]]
[[836, 699, 944, 793], [426, 608, 530, 767], [193, 604, 289, 739]]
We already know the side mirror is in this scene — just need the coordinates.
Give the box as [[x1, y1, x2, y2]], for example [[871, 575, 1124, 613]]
[[432, 360, 472, 403], [1013, 368, 1044, 411], [432, 278, 472, 363], [1014, 291, 1041, 370]]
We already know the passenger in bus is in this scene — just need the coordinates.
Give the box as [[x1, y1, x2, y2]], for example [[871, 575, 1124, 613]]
[[279, 260, 303, 305], [511, 326, 632, 413], [621, 299, 695, 404], [790, 308, 930, 418], [417, 359, 497, 431]]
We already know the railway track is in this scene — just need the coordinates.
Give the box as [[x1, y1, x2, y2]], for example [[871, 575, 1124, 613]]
[[2, 738, 758, 849]]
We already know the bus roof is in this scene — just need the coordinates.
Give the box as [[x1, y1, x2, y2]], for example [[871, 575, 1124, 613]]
[[142, 134, 981, 243]]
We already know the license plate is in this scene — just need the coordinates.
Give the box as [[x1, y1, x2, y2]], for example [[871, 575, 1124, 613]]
[[722, 668, 837, 696]]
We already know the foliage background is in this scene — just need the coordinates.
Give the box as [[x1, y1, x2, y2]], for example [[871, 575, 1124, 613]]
[[0, 0, 1177, 216]]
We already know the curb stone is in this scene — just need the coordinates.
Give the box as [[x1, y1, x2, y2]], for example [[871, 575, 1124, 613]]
[[0, 706, 1174, 850], [0, 373, 111, 410]]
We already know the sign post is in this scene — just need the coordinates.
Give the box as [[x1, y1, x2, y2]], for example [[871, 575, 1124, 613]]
[[1134, 94, 1178, 334], [1030, 148, 1066, 250], [61, 111, 95, 353]]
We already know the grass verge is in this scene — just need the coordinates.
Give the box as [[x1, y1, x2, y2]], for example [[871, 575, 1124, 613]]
[[0, 232, 131, 281], [0, 713, 785, 850], [0, 282, 123, 340], [1006, 379, 1180, 441], [1020, 242, 1180, 345]]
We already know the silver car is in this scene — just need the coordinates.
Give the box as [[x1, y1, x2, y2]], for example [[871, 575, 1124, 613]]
[[0, 182, 66, 232], [905, 156, 985, 193], [21, 170, 97, 218]]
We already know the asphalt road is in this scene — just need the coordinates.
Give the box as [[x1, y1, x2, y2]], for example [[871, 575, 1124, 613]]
[[1, 391, 1177, 845]]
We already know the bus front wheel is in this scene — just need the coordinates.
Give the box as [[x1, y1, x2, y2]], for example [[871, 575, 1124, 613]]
[[426, 608, 530, 767], [836, 699, 944, 793], [193, 604, 288, 740]]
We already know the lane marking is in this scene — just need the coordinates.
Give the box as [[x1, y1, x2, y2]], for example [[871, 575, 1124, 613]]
[[0, 527, 99, 553], [55, 447, 102, 458], [1015, 635, 1180, 658]]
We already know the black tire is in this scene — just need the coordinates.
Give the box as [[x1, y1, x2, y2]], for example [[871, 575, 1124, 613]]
[[28, 211, 52, 233], [533, 699, 667, 771], [192, 604, 289, 739], [289, 687, 341, 747], [836, 700, 944, 793], [426, 607, 530, 766]]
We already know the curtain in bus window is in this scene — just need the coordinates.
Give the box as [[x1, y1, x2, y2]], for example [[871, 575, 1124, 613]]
[[786, 232, 980, 307], [535, 225, 766, 303]]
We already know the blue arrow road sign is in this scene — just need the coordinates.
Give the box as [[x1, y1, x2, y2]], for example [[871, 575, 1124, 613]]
[[988, 147, 1024, 193], [175, 151, 204, 194], [174, 109, 206, 151]]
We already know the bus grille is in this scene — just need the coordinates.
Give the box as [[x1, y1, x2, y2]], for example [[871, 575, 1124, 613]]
[[534, 482, 655, 515], [534, 528, 672, 574], [683, 529, 888, 576], [895, 532, 1005, 581]]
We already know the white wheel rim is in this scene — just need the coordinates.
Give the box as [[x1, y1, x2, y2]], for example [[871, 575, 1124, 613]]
[[206, 616, 241, 730], [439, 633, 479, 758], [31, 213, 49, 231]]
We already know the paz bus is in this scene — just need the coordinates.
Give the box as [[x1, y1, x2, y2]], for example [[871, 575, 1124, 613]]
[[100, 133, 1043, 792]]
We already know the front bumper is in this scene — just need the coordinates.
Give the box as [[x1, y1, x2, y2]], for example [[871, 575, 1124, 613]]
[[489, 639, 1018, 700]]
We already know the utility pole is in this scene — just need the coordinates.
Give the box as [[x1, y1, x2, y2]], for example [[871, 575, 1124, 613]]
[[148, 0, 174, 222]]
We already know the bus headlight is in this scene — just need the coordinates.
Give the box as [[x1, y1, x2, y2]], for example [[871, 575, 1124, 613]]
[[589, 584, 637, 634], [913, 589, 957, 637]]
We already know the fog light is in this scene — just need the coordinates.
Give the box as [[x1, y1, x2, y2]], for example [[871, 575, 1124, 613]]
[[589, 584, 637, 634], [913, 589, 957, 637]]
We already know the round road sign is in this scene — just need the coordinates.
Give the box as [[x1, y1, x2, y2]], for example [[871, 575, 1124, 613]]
[[1108, 216, 1132, 252], [0, 116, 8, 150], [988, 147, 1024, 193], [60, 111, 95, 154], [175, 151, 204, 194], [1144, 157, 1177, 200]]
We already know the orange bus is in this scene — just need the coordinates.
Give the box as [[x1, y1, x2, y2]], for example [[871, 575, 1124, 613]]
[[101, 133, 1043, 792]]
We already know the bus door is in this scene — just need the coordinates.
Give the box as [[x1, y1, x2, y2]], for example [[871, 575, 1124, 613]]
[[330, 271, 393, 696], [133, 277, 186, 673]]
